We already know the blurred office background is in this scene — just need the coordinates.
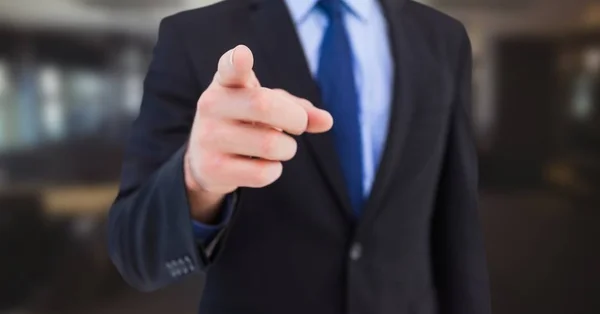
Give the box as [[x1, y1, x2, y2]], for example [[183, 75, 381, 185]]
[[0, 0, 599, 313]]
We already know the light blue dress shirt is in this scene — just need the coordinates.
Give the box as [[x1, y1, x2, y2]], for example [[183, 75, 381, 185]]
[[193, 0, 393, 242], [287, 0, 393, 196]]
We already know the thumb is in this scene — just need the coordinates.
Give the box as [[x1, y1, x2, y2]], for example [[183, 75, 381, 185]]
[[297, 100, 333, 134], [215, 45, 259, 88], [271, 89, 333, 134]]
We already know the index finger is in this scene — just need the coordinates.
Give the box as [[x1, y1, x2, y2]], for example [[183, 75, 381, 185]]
[[215, 45, 258, 88]]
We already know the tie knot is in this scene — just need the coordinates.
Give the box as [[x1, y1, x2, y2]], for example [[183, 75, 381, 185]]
[[318, 0, 344, 20]]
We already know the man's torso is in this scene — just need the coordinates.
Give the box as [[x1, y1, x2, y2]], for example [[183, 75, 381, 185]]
[[154, 0, 466, 313]]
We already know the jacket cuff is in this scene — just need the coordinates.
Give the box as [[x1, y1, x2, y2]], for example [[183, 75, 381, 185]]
[[192, 193, 237, 248]]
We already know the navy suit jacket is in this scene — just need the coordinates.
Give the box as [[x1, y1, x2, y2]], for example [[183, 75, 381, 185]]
[[107, 0, 492, 313]]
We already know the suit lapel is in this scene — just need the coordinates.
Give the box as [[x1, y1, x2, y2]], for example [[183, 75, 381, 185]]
[[248, 0, 355, 220], [246, 0, 414, 224], [361, 0, 414, 225]]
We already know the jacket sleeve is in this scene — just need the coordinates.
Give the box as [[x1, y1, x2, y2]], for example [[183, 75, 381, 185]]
[[432, 26, 492, 314], [192, 194, 237, 246], [107, 16, 222, 292]]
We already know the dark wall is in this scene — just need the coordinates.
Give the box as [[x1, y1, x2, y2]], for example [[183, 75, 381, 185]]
[[481, 36, 560, 190]]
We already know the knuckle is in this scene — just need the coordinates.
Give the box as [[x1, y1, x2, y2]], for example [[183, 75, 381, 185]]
[[259, 131, 278, 158], [273, 88, 287, 96], [197, 89, 219, 114], [249, 89, 271, 115], [289, 109, 308, 135], [299, 109, 309, 129], [195, 155, 213, 179], [251, 169, 268, 187], [299, 99, 313, 109], [198, 153, 225, 177], [281, 137, 298, 161], [251, 162, 279, 187], [195, 119, 216, 146]]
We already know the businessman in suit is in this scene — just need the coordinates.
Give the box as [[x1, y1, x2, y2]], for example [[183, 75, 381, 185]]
[[108, 0, 491, 313]]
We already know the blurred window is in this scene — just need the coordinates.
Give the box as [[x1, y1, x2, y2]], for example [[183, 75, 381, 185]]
[[0, 60, 9, 149], [67, 69, 104, 136], [39, 65, 65, 140], [571, 48, 600, 121]]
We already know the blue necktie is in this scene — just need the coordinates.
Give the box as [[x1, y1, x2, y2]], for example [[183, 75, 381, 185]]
[[316, 0, 364, 215]]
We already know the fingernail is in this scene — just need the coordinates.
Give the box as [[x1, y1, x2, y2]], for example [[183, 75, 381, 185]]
[[230, 47, 236, 66]]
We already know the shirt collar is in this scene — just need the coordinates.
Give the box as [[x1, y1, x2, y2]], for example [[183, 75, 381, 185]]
[[284, 0, 376, 23], [345, 0, 375, 22], [284, 0, 318, 23]]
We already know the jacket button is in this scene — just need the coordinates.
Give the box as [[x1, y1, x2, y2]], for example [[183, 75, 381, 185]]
[[349, 242, 363, 261]]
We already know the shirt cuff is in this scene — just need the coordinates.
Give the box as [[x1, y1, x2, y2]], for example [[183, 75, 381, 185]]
[[192, 193, 236, 245]]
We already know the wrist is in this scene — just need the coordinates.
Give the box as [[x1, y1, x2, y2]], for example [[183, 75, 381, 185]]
[[189, 189, 226, 224], [184, 151, 226, 223]]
